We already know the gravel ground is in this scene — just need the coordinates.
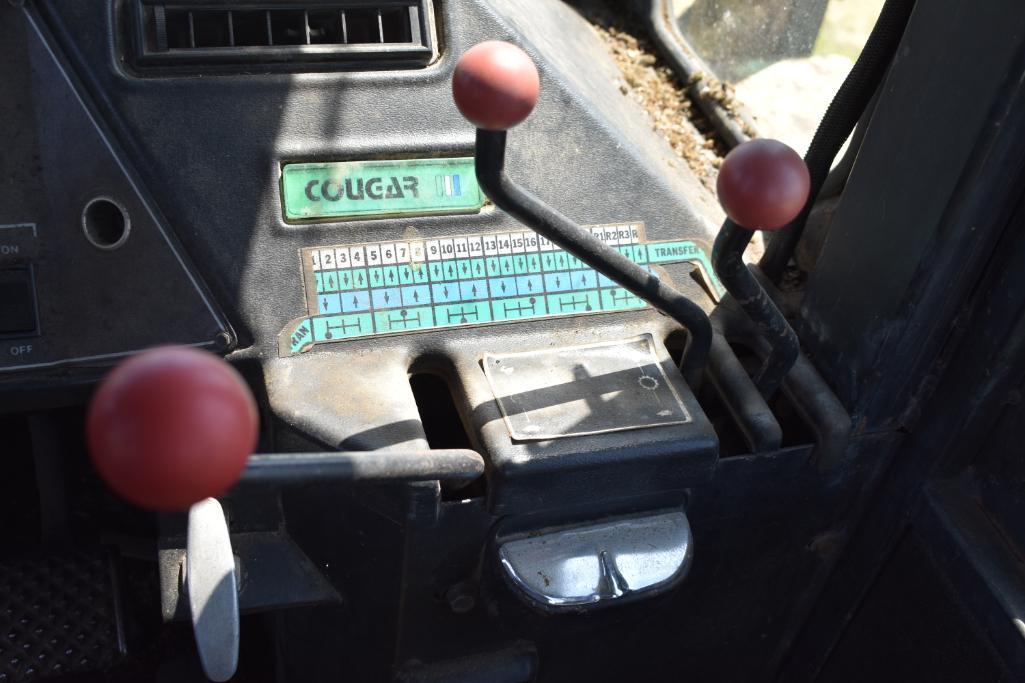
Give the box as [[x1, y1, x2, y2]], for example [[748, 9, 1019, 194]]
[[566, 1, 726, 191], [567, 1, 770, 259]]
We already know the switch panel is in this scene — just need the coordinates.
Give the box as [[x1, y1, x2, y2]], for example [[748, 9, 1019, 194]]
[[0, 267, 38, 336]]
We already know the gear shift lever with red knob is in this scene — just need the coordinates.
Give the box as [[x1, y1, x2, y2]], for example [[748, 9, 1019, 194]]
[[452, 41, 712, 385], [87, 345, 258, 511], [87, 346, 257, 682], [711, 139, 810, 398]]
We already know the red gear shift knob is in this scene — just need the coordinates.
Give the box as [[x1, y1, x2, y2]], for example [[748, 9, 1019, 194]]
[[452, 40, 540, 131], [716, 139, 811, 231], [86, 346, 258, 511]]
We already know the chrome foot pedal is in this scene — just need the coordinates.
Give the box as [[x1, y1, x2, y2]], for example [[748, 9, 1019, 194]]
[[498, 510, 693, 611]]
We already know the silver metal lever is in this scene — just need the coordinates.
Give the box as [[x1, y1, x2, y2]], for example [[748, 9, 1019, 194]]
[[186, 498, 239, 682]]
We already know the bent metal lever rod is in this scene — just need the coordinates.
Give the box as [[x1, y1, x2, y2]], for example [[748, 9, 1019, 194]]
[[711, 139, 810, 398], [453, 41, 712, 385]]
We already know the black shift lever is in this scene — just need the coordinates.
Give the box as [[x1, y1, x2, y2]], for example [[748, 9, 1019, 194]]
[[452, 40, 712, 385], [711, 139, 810, 398]]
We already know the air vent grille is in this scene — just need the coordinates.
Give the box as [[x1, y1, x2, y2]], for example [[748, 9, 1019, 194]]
[[130, 1, 436, 72]]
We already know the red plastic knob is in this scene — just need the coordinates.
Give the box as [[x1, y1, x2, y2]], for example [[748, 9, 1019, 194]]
[[452, 40, 540, 131], [87, 346, 258, 511], [716, 139, 811, 231]]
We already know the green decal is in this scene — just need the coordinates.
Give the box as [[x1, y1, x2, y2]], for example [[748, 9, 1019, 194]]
[[374, 307, 434, 333], [547, 291, 600, 314], [313, 314, 373, 341], [493, 296, 547, 321], [601, 287, 646, 311], [411, 264, 430, 284], [282, 158, 484, 221], [320, 270, 339, 293], [486, 257, 502, 277], [289, 318, 313, 353], [495, 256, 512, 275], [279, 224, 731, 356], [512, 255, 530, 275], [645, 240, 725, 297], [436, 302, 492, 326], [646, 241, 702, 264]]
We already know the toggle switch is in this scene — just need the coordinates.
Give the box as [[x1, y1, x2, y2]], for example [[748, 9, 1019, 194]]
[[0, 267, 39, 336]]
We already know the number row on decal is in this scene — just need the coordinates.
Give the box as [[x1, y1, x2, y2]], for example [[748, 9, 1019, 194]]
[[308, 225, 641, 271]]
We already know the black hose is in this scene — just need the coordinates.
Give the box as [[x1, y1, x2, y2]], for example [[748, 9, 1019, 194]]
[[817, 111, 870, 200], [759, 0, 917, 281], [475, 129, 713, 386]]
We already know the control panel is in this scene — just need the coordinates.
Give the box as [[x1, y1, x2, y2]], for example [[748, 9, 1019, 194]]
[[281, 223, 721, 354]]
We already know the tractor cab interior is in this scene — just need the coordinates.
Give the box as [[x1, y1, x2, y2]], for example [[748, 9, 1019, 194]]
[[2, 0, 1025, 681]]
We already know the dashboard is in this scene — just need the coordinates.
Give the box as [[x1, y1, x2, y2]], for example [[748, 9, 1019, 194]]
[[0, 0, 728, 492], [4, 2, 1020, 682], [0, 1, 834, 681]]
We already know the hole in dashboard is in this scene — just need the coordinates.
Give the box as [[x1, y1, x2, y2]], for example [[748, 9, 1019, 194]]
[[409, 371, 485, 500], [409, 372, 472, 451], [81, 198, 130, 250]]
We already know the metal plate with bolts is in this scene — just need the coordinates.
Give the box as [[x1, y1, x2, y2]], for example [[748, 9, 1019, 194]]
[[483, 334, 691, 440]]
